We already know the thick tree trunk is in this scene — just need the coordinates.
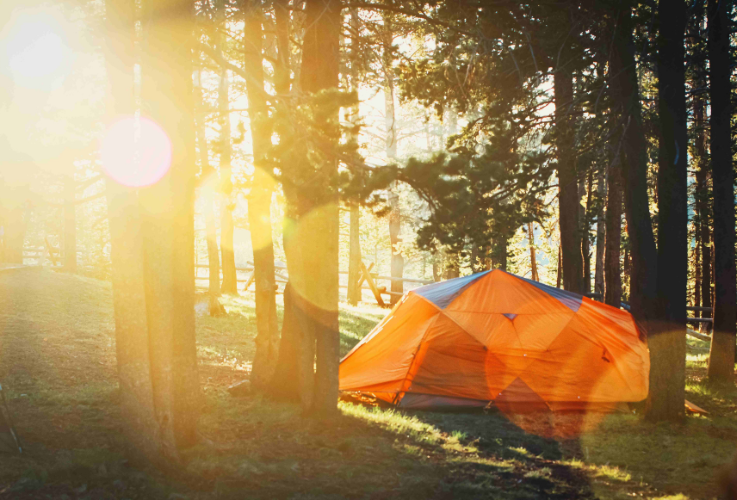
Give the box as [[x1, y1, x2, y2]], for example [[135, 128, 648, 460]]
[[607, 7, 659, 319], [63, 175, 76, 272], [293, 0, 342, 416], [102, 0, 159, 460], [554, 61, 584, 294], [707, 0, 736, 384], [140, 0, 200, 450], [556, 245, 562, 288], [218, 66, 238, 295], [269, 282, 301, 402], [528, 222, 539, 281], [653, 0, 688, 419], [268, 0, 300, 398], [243, 0, 280, 391], [604, 152, 623, 308], [347, 203, 362, 305], [594, 165, 606, 297]]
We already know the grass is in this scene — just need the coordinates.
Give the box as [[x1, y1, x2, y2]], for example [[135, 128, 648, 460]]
[[0, 267, 734, 499]]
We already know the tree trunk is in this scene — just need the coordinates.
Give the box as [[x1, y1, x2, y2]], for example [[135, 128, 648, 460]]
[[346, 8, 361, 306], [63, 175, 76, 272], [707, 0, 736, 384], [102, 0, 159, 461], [582, 168, 593, 294], [653, 0, 688, 419], [140, 0, 200, 450], [388, 188, 403, 303], [347, 202, 362, 305], [528, 222, 538, 281], [607, 6, 659, 320], [269, 282, 301, 402], [444, 253, 461, 279], [594, 164, 606, 297], [556, 245, 562, 288], [555, 60, 584, 294], [290, 0, 342, 416], [604, 151, 623, 308], [268, 0, 300, 398], [383, 21, 403, 305], [694, 230, 701, 317], [242, 0, 280, 391], [194, 71, 223, 316], [218, 65, 238, 295], [693, 73, 712, 330]]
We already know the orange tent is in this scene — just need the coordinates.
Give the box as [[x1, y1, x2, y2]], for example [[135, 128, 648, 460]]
[[340, 270, 649, 411]]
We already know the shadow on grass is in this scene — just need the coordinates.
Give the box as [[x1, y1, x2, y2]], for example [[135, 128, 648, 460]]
[[406, 409, 594, 499]]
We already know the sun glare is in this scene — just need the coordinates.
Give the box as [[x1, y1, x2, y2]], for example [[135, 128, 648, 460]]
[[101, 117, 172, 188], [1, 11, 75, 92]]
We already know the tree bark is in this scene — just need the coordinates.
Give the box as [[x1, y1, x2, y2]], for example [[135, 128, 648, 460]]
[[102, 0, 159, 460], [604, 150, 623, 308], [707, 0, 736, 384], [528, 222, 539, 281], [288, 0, 342, 416], [242, 0, 280, 392], [693, 71, 712, 330], [555, 60, 584, 294], [347, 203, 362, 305], [218, 62, 238, 295], [582, 168, 594, 294], [63, 175, 76, 272], [383, 21, 403, 305], [346, 8, 362, 306], [607, 6, 659, 320], [194, 71, 223, 316], [594, 164, 606, 297], [653, 0, 688, 419], [140, 0, 200, 450]]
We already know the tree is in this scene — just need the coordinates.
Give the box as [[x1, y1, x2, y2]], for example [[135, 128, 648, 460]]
[[242, 0, 280, 391], [706, 0, 735, 384], [194, 69, 224, 316], [554, 57, 584, 294], [217, 11, 238, 295], [139, 0, 200, 450], [604, 143, 623, 308], [102, 0, 159, 459], [653, 0, 688, 419], [346, 8, 362, 306], [102, 0, 201, 458]]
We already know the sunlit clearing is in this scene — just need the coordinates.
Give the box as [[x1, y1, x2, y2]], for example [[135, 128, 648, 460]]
[[101, 116, 172, 187], [1, 11, 75, 92]]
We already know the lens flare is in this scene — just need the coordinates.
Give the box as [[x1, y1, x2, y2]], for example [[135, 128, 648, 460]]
[[2, 12, 75, 92], [100, 117, 172, 187]]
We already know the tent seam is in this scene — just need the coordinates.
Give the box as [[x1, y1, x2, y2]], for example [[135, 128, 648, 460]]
[[393, 311, 443, 405]]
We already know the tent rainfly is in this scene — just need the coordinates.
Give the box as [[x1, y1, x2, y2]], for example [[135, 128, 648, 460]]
[[339, 270, 649, 411]]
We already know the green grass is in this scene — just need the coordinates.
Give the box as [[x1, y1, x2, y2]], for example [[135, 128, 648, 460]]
[[0, 268, 735, 499]]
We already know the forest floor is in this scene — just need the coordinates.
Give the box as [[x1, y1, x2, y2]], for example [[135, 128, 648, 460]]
[[0, 267, 735, 499]]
